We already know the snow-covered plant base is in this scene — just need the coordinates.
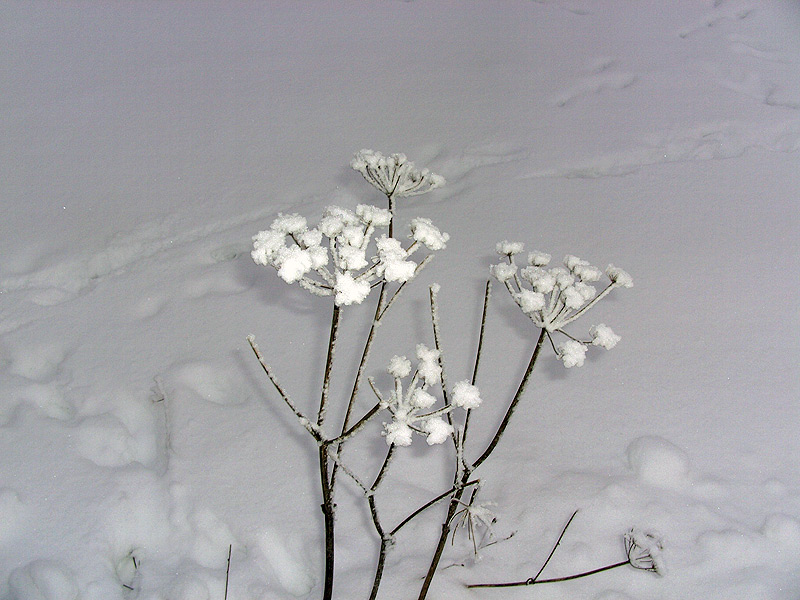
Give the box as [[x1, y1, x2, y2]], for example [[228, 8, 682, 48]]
[[248, 151, 656, 600]]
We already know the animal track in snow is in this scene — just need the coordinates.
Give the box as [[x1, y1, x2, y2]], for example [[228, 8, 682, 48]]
[[727, 35, 793, 64], [677, 4, 755, 39], [76, 392, 160, 468], [435, 143, 529, 187], [172, 361, 250, 406], [550, 59, 637, 107], [522, 119, 800, 179], [707, 63, 800, 110]]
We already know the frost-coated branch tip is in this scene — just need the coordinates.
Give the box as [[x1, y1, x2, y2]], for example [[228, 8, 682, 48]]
[[351, 149, 445, 199]]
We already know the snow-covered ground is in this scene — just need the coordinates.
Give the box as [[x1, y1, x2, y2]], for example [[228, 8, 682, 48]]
[[2, 1, 799, 598]]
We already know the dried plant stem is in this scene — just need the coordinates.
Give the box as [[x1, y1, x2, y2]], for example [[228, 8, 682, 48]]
[[461, 280, 492, 454], [247, 336, 320, 441], [531, 510, 578, 582], [466, 561, 631, 588], [330, 282, 388, 491], [390, 479, 480, 537], [417, 327, 548, 600], [367, 445, 396, 600], [472, 327, 547, 470], [318, 304, 342, 600], [224, 545, 232, 600]]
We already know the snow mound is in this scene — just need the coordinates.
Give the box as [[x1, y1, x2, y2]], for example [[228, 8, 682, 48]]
[[626, 436, 691, 487], [258, 528, 316, 597], [8, 560, 78, 600]]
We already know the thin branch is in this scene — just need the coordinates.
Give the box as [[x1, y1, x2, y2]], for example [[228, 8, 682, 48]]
[[466, 561, 631, 588], [317, 304, 342, 427], [327, 401, 383, 446], [461, 280, 492, 451], [379, 254, 434, 321], [371, 444, 396, 492], [471, 327, 547, 470], [327, 449, 369, 493], [247, 335, 321, 441], [391, 479, 480, 536], [429, 284, 452, 431], [531, 510, 579, 583], [224, 545, 232, 600]]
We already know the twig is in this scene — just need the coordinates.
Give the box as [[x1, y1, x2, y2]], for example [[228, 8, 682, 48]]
[[471, 327, 547, 470], [466, 561, 630, 588], [247, 335, 321, 441], [531, 509, 578, 583], [391, 479, 480, 537], [224, 545, 232, 600]]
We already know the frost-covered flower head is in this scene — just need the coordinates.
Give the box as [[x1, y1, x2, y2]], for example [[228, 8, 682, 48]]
[[375, 347, 481, 447], [252, 206, 448, 306], [624, 529, 666, 576], [491, 243, 632, 367], [351, 149, 445, 200]]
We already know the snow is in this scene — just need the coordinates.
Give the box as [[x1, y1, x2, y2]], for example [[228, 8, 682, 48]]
[[1, 1, 799, 599]]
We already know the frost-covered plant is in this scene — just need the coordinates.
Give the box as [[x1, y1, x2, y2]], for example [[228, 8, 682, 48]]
[[252, 205, 447, 306], [351, 149, 446, 205], [248, 151, 448, 600], [246, 151, 648, 600], [371, 346, 481, 447], [491, 242, 631, 368], [467, 513, 665, 589]]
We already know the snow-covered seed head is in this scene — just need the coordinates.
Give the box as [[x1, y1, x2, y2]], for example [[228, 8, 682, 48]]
[[410, 217, 449, 250], [388, 355, 412, 379], [385, 420, 414, 447], [557, 340, 587, 368], [334, 271, 371, 306], [528, 251, 551, 267], [590, 323, 621, 350], [423, 418, 454, 445], [606, 264, 634, 288], [253, 190, 447, 306], [416, 344, 442, 386], [452, 380, 482, 409], [496, 240, 524, 257], [494, 242, 631, 366], [625, 529, 666, 576], [490, 262, 518, 282], [351, 149, 445, 199]]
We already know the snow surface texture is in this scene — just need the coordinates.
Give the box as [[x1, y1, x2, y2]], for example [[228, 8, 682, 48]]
[[1, 1, 799, 599]]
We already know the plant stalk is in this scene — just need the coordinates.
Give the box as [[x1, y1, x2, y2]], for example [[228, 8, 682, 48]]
[[418, 327, 548, 599]]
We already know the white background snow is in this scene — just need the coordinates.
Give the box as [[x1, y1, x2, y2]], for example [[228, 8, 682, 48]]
[[2, 1, 799, 598]]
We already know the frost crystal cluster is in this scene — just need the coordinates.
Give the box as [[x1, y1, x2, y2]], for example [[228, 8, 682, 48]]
[[351, 149, 446, 199], [252, 205, 448, 306], [491, 242, 632, 367], [375, 346, 481, 446]]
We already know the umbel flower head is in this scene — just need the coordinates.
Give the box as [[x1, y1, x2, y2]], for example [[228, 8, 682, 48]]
[[624, 528, 666, 576], [375, 347, 481, 446], [491, 242, 632, 368], [252, 205, 448, 306], [351, 149, 446, 200]]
